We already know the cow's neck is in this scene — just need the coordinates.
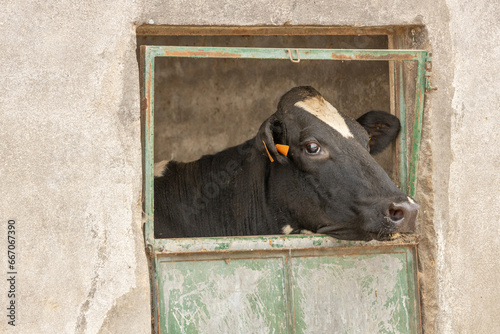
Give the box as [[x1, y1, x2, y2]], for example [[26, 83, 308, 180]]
[[173, 138, 282, 236], [230, 142, 281, 235]]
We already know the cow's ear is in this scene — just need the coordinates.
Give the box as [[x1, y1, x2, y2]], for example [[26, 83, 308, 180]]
[[257, 115, 288, 164], [356, 111, 401, 155]]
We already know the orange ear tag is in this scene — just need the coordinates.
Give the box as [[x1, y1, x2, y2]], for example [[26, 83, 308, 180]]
[[262, 141, 274, 162], [275, 144, 289, 157]]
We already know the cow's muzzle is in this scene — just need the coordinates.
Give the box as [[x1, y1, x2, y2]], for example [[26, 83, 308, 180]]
[[387, 200, 419, 233]]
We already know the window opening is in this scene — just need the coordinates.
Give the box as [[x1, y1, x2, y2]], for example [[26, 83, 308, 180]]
[[141, 45, 429, 247]]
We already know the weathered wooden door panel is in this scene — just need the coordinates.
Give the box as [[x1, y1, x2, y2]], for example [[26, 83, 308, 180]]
[[291, 253, 414, 333], [158, 256, 289, 334], [153, 237, 420, 334]]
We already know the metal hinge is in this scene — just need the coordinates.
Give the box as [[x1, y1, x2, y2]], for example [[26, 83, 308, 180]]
[[425, 52, 437, 91]]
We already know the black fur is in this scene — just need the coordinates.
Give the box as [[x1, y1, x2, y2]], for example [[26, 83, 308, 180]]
[[356, 110, 401, 154]]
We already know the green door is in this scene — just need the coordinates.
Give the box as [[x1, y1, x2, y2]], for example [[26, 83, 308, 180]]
[[153, 236, 421, 333]]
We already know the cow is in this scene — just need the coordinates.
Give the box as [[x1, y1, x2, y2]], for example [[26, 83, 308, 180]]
[[154, 86, 418, 241]]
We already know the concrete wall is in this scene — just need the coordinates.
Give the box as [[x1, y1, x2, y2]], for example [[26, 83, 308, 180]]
[[142, 35, 395, 175], [1, 1, 499, 333], [0, 2, 150, 333]]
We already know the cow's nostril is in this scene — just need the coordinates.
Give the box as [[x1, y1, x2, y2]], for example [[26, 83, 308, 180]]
[[388, 199, 419, 233], [389, 209, 404, 221]]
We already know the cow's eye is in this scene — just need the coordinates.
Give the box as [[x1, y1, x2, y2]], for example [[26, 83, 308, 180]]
[[305, 142, 321, 154]]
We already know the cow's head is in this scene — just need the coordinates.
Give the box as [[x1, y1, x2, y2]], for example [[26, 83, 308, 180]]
[[257, 86, 418, 241]]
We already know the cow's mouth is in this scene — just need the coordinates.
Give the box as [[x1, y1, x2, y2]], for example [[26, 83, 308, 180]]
[[369, 231, 394, 241], [316, 225, 377, 241], [316, 223, 398, 241]]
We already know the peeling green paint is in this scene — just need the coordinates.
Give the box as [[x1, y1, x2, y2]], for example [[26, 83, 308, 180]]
[[158, 257, 289, 333], [292, 252, 412, 333], [214, 242, 230, 250], [153, 242, 420, 333], [312, 239, 323, 246]]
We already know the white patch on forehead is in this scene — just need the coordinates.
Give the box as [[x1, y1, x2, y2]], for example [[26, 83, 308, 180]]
[[295, 97, 353, 138], [282, 225, 293, 235], [154, 160, 169, 177], [407, 196, 416, 204]]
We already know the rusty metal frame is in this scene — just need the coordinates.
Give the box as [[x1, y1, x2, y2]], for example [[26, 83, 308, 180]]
[[141, 45, 428, 333]]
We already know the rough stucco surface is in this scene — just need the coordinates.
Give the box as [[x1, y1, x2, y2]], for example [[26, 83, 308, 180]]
[[0, 1, 150, 333], [1, 0, 500, 333], [439, 0, 500, 332], [145, 35, 394, 175]]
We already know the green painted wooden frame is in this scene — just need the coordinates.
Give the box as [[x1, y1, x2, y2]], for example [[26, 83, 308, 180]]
[[140, 45, 428, 333], [141, 45, 429, 247], [153, 235, 421, 333]]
